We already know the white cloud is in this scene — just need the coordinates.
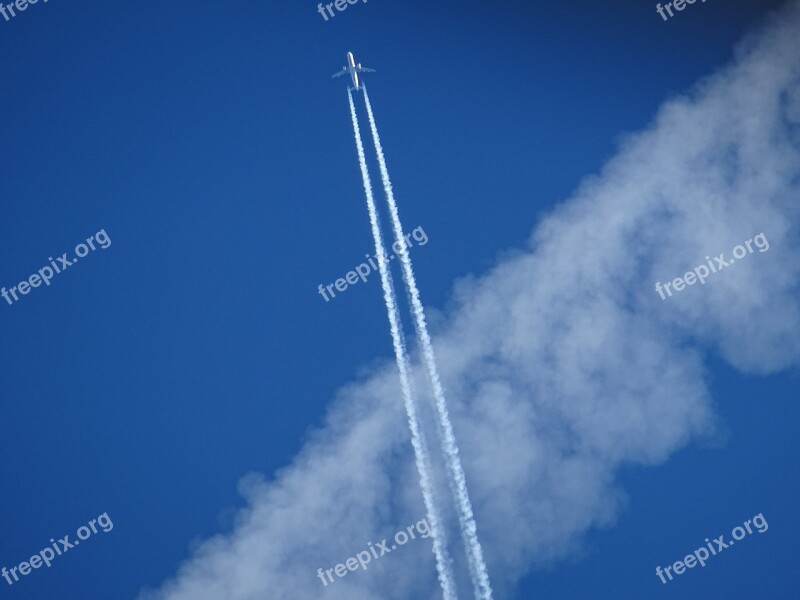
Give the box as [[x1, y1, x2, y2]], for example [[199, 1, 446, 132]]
[[140, 3, 800, 598]]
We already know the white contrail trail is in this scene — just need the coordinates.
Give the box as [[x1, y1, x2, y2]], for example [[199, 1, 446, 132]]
[[347, 88, 458, 600], [362, 84, 494, 600]]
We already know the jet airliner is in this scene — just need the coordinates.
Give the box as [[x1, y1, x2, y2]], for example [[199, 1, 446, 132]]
[[332, 52, 375, 91]]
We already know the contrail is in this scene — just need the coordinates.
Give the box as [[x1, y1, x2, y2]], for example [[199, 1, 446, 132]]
[[362, 84, 494, 600], [347, 88, 458, 600]]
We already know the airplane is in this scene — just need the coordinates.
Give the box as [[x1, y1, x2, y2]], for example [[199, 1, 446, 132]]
[[332, 52, 375, 91]]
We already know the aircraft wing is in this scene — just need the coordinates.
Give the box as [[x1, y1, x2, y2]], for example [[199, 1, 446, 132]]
[[331, 68, 348, 78], [358, 67, 376, 73]]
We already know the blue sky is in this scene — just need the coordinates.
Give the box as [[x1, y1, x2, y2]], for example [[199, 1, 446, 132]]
[[0, 1, 797, 598]]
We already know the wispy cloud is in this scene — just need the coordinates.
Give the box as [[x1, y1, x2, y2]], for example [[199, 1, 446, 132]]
[[140, 3, 800, 598]]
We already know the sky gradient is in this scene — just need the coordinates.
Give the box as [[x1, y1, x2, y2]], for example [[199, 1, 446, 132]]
[[1, 1, 797, 598]]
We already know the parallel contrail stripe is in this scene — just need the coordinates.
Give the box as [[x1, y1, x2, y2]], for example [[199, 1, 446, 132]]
[[362, 84, 494, 600], [347, 88, 458, 600]]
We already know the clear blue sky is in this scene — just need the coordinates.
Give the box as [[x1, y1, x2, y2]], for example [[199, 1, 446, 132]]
[[0, 0, 796, 598]]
